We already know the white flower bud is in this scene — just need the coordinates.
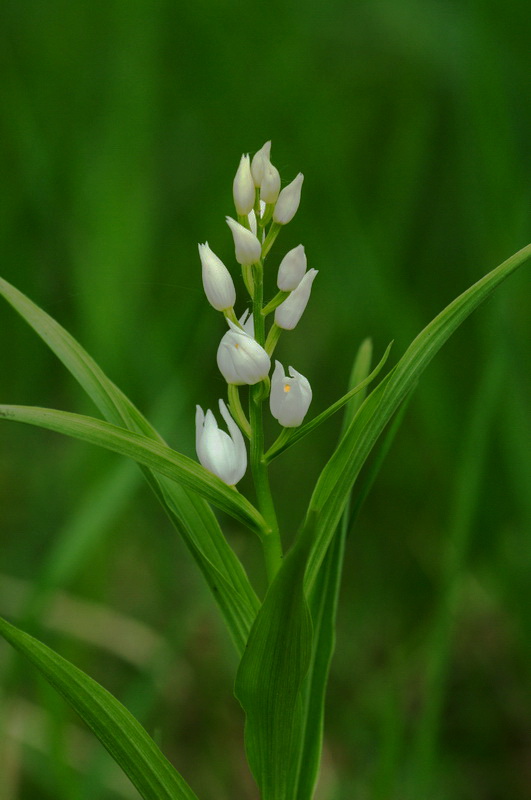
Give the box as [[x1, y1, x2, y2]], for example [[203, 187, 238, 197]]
[[260, 159, 281, 204], [270, 361, 312, 427], [226, 216, 261, 266], [233, 154, 255, 215], [273, 173, 304, 225], [251, 141, 272, 187], [195, 400, 247, 485], [198, 242, 236, 311], [275, 269, 318, 330], [217, 319, 271, 385], [277, 245, 307, 291]]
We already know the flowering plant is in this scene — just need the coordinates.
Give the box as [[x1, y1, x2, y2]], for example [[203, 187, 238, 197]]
[[0, 141, 529, 800]]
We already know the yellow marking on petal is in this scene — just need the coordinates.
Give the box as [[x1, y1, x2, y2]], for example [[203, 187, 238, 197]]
[[284, 384, 291, 392], [235, 343, 240, 348]]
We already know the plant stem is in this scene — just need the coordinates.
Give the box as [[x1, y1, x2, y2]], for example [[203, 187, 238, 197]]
[[249, 259, 283, 582], [262, 291, 290, 317], [228, 384, 251, 438]]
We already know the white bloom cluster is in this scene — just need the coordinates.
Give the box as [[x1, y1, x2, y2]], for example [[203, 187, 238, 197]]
[[194, 141, 318, 485]]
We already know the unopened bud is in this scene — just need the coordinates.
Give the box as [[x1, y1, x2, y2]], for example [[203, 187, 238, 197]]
[[260, 159, 281, 204], [226, 216, 262, 265], [198, 243, 236, 311], [273, 173, 304, 225], [233, 154, 255, 215], [277, 245, 307, 291], [275, 269, 318, 330], [251, 141, 272, 187]]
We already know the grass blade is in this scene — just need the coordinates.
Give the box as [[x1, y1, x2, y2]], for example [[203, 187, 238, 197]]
[[0, 276, 260, 652], [234, 535, 313, 800], [304, 243, 531, 591], [0, 404, 267, 537], [0, 616, 199, 800]]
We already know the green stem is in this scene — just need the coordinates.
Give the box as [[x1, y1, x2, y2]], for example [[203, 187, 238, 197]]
[[228, 384, 251, 438], [248, 258, 283, 582], [223, 307, 239, 325], [249, 386, 282, 582], [265, 322, 282, 356], [242, 264, 254, 299], [261, 222, 282, 259], [262, 291, 290, 317]]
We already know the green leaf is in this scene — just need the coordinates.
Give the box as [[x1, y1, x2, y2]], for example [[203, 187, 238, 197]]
[[264, 341, 392, 463], [0, 616, 199, 800], [0, 404, 266, 536], [234, 533, 313, 800], [0, 276, 260, 654], [293, 338, 374, 800], [304, 243, 531, 591]]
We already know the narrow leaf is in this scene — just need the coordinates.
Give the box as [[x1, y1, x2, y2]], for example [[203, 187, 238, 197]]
[[234, 534, 313, 800], [0, 276, 259, 653], [304, 243, 530, 591], [294, 338, 374, 800], [0, 404, 266, 537], [0, 616, 199, 800]]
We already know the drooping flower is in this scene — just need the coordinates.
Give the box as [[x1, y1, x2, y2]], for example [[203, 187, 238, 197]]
[[233, 154, 255, 215], [217, 318, 271, 385], [198, 242, 236, 311], [195, 400, 247, 485], [273, 173, 304, 224], [275, 269, 318, 330], [270, 361, 312, 427], [277, 245, 307, 291], [226, 216, 262, 266]]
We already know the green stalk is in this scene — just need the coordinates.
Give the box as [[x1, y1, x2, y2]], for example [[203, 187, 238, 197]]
[[228, 384, 251, 438], [262, 290, 290, 316], [249, 260, 283, 582]]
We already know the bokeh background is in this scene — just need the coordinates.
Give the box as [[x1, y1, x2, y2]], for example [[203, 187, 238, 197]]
[[1, 1, 530, 798]]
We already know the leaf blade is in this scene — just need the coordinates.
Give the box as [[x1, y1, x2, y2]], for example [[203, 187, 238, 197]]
[[0, 616, 199, 800], [0, 276, 259, 653], [234, 536, 313, 800], [306, 243, 531, 590]]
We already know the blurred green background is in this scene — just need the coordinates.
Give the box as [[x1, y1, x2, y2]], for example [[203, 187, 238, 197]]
[[1, 0, 530, 798]]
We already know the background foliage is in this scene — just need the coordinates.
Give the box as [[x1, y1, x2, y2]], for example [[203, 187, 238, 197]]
[[1, 1, 530, 798]]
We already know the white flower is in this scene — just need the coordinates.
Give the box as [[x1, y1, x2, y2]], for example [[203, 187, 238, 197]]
[[270, 361, 312, 427], [233, 154, 255, 215], [277, 245, 307, 291], [198, 242, 236, 311], [273, 173, 304, 224], [195, 400, 247, 485], [226, 216, 261, 265], [275, 269, 318, 330], [217, 319, 271, 385], [260, 158, 281, 204], [238, 309, 255, 336], [251, 140, 272, 187]]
